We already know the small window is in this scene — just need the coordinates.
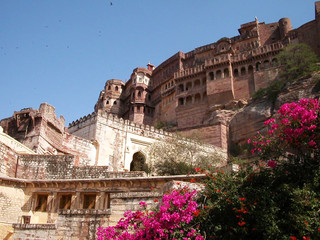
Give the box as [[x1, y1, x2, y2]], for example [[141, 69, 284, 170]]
[[248, 65, 254, 74], [256, 62, 261, 71], [224, 68, 229, 78], [234, 69, 239, 77], [209, 72, 214, 80], [186, 82, 192, 90], [241, 67, 246, 76], [35, 194, 48, 212], [137, 106, 141, 112], [108, 86, 111, 90], [59, 194, 72, 210], [106, 100, 109, 105], [115, 86, 119, 91], [186, 96, 192, 105], [114, 101, 117, 105], [83, 194, 96, 209], [138, 91, 142, 98]]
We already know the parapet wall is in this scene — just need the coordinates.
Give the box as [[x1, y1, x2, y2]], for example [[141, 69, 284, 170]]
[[16, 155, 145, 180], [69, 111, 175, 141]]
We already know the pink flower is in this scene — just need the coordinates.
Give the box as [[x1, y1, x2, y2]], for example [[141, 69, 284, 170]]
[[309, 140, 316, 147], [267, 160, 277, 168]]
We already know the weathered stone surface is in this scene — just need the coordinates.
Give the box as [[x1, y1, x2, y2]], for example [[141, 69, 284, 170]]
[[229, 100, 272, 145]]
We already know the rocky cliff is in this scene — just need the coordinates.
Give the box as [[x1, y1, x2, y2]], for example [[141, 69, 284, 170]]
[[228, 71, 320, 156]]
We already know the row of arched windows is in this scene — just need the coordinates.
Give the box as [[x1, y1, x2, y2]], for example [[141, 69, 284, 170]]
[[107, 85, 119, 92], [178, 92, 207, 106], [105, 100, 117, 105], [178, 77, 206, 93], [130, 106, 153, 115], [208, 58, 278, 80]]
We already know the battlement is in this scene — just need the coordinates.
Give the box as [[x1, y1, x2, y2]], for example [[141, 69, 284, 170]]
[[174, 65, 205, 80], [68, 112, 97, 128], [69, 110, 175, 140], [205, 54, 231, 68], [194, 42, 216, 54]]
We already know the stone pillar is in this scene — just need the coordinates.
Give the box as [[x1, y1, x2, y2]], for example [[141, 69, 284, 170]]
[[73, 192, 81, 209], [51, 192, 58, 213], [47, 193, 55, 213]]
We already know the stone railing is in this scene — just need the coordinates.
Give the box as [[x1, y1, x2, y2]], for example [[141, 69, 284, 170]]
[[13, 223, 56, 230], [58, 209, 111, 215], [174, 65, 205, 79]]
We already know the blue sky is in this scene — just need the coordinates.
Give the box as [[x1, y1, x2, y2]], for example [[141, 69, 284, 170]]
[[0, 0, 317, 125]]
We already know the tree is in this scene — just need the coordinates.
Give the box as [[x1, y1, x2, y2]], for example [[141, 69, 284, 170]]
[[148, 135, 223, 176], [197, 99, 320, 239], [252, 43, 319, 104], [278, 43, 319, 80]]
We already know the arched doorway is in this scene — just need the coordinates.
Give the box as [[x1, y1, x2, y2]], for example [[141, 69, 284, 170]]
[[130, 152, 148, 172]]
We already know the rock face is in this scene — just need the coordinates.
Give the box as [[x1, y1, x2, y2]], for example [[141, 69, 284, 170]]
[[229, 100, 272, 146], [229, 72, 320, 151]]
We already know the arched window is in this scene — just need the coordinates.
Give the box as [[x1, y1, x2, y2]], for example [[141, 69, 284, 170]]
[[256, 62, 261, 71], [224, 68, 229, 78], [186, 82, 192, 91], [115, 86, 119, 91], [264, 60, 270, 69], [106, 100, 109, 105], [130, 152, 147, 172], [186, 96, 192, 105], [248, 65, 254, 74], [209, 72, 214, 80], [138, 91, 142, 98], [178, 98, 184, 106], [233, 69, 239, 77], [108, 85, 111, 90], [114, 101, 117, 105]]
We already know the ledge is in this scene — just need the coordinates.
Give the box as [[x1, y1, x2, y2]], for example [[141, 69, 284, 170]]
[[13, 223, 56, 230], [58, 209, 111, 215]]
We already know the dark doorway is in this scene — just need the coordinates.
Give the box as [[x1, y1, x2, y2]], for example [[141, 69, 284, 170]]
[[130, 152, 148, 172]]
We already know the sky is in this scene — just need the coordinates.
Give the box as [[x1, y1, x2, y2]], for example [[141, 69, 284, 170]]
[[0, 0, 317, 125]]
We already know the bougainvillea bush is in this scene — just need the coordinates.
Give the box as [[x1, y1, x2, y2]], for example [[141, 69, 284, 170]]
[[98, 99, 320, 239], [197, 99, 320, 239], [96, 188, 204, 240]]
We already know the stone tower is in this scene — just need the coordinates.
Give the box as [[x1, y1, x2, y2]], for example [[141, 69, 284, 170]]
[[94, 79, 124, 116], [127, 67, 153, 125], [279, 18, 293, 39]]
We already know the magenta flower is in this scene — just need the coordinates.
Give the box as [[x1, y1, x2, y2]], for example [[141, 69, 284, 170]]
[[267, 160, 277, 168]]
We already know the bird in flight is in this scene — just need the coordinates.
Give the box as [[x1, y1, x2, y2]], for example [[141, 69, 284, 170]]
[[110, 2, 113, 6]]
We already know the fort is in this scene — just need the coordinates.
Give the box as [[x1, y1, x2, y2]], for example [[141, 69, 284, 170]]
[[0, 2, 320, 239]]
